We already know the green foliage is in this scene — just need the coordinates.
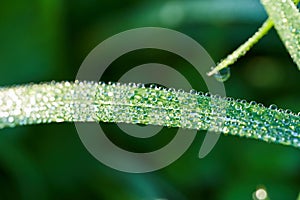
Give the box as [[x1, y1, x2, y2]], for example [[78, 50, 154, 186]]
[[0, 0, 299, 199], [0, 81, 299, 149], [0, 0, 299, 149], [261, 0, 300, 69], [208, 0, 300, 76]]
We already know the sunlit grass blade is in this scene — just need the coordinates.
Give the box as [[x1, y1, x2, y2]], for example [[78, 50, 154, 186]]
[[261, 0, 300, 69], [0, 81, 299, 149]]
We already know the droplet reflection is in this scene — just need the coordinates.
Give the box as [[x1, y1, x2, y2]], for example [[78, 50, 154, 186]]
[[214, 67, 231, 82]]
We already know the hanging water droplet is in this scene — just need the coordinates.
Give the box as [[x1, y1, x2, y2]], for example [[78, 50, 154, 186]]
[[213, 67, 231, 82]]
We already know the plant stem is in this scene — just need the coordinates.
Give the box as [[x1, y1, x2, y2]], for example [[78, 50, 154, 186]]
[[0, 81, 299, 149]]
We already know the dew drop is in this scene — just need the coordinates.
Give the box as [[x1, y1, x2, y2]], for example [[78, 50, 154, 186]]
[[282, 118, 291, 125], [8, 116, 14, 123], [250, 101, 257, 106], [213, 67, 231, 82], [269, 104, 278, 110]]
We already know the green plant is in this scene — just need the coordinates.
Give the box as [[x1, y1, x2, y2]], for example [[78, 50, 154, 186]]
[[0, 81, 299, 149], [208, 0, 300, 76], [0, 0, 299, 150]]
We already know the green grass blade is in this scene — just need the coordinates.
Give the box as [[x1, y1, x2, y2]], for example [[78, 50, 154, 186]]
[[261, 0, 300, 69], [207, 19, 274, 76], [0, 81, 299, 149]]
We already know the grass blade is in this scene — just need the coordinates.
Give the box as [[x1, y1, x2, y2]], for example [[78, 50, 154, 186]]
[[261, 0, 300, 69]]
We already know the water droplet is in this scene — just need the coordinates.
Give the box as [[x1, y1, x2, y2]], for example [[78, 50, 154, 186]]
[[222, 127, 230, 134], [213, 67, 231, 82], [285, 109, 292, 114], [269, 104, 278, 110], [8, 116, 14, 123], [282, 118, 291, 125]]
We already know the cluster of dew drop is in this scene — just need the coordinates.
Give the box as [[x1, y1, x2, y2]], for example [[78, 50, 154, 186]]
[[0, 81, 299, 148], [261, 0, 300, 68], [208, 0, 300, 77]]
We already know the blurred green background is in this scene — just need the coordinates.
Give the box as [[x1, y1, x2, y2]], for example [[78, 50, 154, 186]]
[[0, 0, 299, 199]]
